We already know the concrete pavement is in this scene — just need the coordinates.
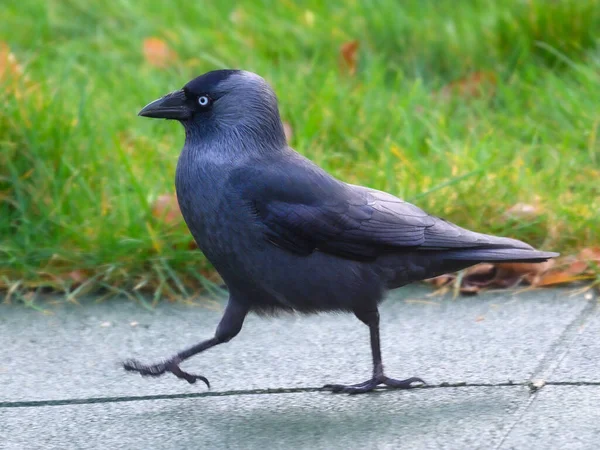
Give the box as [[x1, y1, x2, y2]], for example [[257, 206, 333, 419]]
[[1, 286, 599, 449]]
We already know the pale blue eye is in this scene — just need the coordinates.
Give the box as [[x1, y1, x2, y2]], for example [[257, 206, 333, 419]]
[[198, 96, 210, 106]]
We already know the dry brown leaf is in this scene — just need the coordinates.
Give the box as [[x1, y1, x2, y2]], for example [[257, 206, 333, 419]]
[[496, 260, 554, 286], [553, 256, 589, 277], [339, 40, 359, 76], [437, 71, 497, 99], [152, 194, 183, 225], [143, 37, 177, 68], [566, 259, 589, 275], [283, 121, 293, 142], [580, 247, 600, 264], [528, 248, 599, 287], [424, 246, 597, 295], [458, 264, 497, 290], [534, 271, 592, 287], [496, 260, 554, 277], [465, 263, 496, 278]]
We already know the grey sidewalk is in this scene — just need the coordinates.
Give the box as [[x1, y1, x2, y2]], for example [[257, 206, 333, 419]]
[[1, 286, 599, 449]]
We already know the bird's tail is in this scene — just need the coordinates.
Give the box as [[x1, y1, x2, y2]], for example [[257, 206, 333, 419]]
[[383, 243, 558, 289], [441, 247, 559, 263]]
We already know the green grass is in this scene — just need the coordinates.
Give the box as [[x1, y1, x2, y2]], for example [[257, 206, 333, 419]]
[[1, 0, 599, 301]]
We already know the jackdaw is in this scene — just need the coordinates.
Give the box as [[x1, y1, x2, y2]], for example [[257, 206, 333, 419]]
[[124, 70, 558, 394]]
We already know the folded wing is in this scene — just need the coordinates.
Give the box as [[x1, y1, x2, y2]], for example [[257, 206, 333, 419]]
[[230, 155, 540, 261]]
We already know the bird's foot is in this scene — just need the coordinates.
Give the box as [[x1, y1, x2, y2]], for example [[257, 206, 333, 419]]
[[324, 375, 425, 395], [123, 358, 210, 387]]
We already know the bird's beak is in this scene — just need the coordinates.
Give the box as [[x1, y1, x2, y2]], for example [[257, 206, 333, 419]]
[[138, 89, 191, 120]]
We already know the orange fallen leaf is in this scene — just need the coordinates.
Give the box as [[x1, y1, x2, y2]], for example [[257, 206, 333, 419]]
[[534, 271, 593, 287], [424, 247, 597, 295], [580, 247, 600, 264], [143, 37, 177, 68], [437, 71, 497, 99], [569, 260, 589, 274], [152, 193, 183, 225], [527, 248, 600, 287], [496, 260, 554, 286], [339, 40, 359, 76]]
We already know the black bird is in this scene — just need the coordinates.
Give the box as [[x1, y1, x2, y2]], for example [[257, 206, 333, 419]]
[[124, 70, 558, 394]]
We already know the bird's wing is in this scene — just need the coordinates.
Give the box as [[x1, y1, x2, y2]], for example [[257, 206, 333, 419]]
[[229, 156, 531, 261]]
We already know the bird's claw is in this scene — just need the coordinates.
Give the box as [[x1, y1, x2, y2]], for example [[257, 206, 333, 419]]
[[123, 358, 210, 388], [324, 376, 425, 394]]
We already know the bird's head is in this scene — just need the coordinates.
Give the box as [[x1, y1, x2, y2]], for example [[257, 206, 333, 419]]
[[139, 70, 286, 147]]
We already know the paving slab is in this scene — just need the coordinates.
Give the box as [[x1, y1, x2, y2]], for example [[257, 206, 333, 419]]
[[0, 386, 527, 450], [0, 286, 590, 402], [548, 307, 600, 382], [499, 386, 600, 450]]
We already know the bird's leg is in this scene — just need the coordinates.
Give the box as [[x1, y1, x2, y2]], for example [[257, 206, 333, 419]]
[[123, 299, 248, 387], [324, 308, 425, 394]]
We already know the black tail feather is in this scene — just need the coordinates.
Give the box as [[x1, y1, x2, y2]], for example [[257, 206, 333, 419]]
[[442, 248, 559, 263]]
